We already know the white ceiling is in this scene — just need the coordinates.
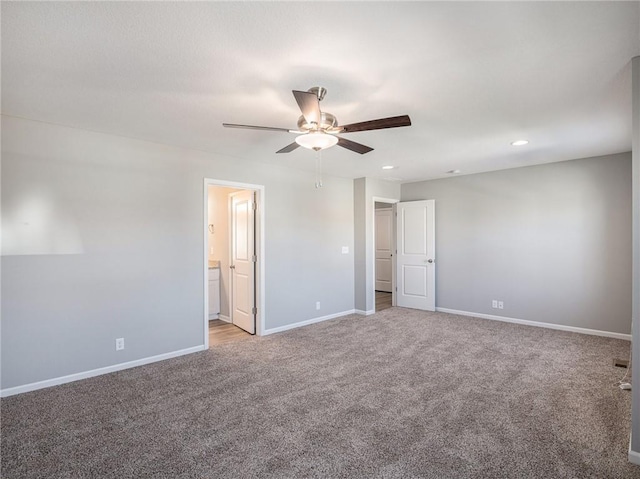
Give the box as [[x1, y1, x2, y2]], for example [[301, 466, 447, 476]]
[[2, 2, 639, 182]]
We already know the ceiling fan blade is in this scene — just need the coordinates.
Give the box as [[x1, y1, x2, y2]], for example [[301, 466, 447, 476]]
[[339, 115, 411, 133], [223, 123, 293, 133], [292, 90, 321, 126], [276, 142, 301, 154], [337, 137, 374, 154]]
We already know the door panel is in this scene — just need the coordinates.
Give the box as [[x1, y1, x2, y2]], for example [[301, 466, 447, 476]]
[[396, 200, 435, 311], [234, 273, 250, 314], [402, 207, 427, 255], [376, 258, 392, 284], [375, 208, 393, 292], [402, 265, 427, 296], [235, 203, 249, 260], [231, 190, 256, 334]]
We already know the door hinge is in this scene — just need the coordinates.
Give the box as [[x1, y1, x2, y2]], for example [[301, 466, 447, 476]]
[[252, 306, 257, 315], [252, 202, 257, 211], [252, 255, 257, 262]]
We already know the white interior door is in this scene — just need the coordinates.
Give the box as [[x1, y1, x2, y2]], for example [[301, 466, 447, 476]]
[[396, 200, 435, 311], [375, 208, 393, 292], [230, 190, 256, 334]]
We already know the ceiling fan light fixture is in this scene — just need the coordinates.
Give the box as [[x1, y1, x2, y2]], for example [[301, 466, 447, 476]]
[[511, 140, 529, 146], [295, 132, 339, 151], [223, 87, 411, 156]]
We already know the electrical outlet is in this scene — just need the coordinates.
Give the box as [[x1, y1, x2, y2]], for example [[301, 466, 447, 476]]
[[492, 300, 498, 308], [614, 358, 629, 368], [210, 247, 214, 255], [115, 338, 125, 351], [316, 301, 321, 310], [498, 301, 504, 310]]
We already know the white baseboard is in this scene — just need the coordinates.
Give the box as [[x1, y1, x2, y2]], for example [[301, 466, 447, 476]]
[[436, 307, 631, 341], [208, 313, 219, 320], [262, 309, 356, 336], [0, 345, 206, 398], [355, 309, 375, 316], [218, 314, 231, 323], [629, 446, 640, 466]]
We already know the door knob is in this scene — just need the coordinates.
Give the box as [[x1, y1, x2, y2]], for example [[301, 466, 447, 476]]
[[427, 259, 434, 264], [230, 265, 236, 269]]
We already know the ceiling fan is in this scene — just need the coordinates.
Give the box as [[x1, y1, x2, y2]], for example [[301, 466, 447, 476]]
[[223, 87, 411, 154]]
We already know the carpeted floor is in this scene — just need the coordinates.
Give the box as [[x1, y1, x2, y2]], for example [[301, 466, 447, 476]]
[[1, 308, 636, 478]]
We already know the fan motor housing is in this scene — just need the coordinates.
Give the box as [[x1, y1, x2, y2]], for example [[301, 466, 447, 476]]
[[297, 112, 338, 132]]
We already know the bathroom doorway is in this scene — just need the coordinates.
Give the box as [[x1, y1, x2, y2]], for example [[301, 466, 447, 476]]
[[204, 179, 264, 348]]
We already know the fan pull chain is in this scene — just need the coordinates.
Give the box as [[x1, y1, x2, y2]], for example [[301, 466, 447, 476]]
[[315, 150, 323, 189]]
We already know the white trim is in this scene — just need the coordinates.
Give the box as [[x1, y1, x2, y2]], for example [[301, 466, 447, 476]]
[[262, 310, 356, 336], [372, 197, 400, 204], [0, 345, 206, 398], [355, 309, 376, 316], [204, 179, 266, 347], [436, 307, 632, 341], [204, 182, 209, 347], [629, 446, 640, 466], [218, 314, 231, 323]]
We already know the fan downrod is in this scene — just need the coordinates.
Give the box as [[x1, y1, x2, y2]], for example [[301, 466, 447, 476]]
[[308, 86, 327, 102]]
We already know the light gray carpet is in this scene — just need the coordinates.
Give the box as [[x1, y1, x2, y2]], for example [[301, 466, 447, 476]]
[[1, 308, 636, 478]]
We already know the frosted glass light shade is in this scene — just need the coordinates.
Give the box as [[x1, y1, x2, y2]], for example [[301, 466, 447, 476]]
[[295, 132, 339, 151]]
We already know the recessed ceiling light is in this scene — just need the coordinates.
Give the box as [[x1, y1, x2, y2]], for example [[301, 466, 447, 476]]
[[511, 140, 529, 146], [447, 169, 461, 174], [382, 165, 395, 170]]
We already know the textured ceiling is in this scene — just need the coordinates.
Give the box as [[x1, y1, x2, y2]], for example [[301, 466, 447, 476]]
[[2, 2, 639, 182]]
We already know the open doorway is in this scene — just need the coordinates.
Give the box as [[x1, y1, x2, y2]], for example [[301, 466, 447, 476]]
[[204, 179, 265, 348], [373, 198, 398, 312]]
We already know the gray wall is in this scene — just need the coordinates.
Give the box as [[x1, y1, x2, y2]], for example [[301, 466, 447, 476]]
[[1, 116, 355, 390], [401, 153, 632, 334], [353, 178, 400, 312], [354, 178, 367, 312], [631, 55, 639, 455]]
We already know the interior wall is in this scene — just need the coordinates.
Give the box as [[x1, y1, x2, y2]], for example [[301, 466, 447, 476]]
[[630, 55, 639, 457], [207, 186, 240, 318], [401, 152, 632, 335], [1, 116, 355, 391], [354, 178, 366, 312], [354, 177, 400, 313]]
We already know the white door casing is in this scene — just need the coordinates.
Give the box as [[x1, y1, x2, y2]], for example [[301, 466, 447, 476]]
[[396, 200, 435, 311], [230, 190, 256, 334], [375, 208, 393, 292]]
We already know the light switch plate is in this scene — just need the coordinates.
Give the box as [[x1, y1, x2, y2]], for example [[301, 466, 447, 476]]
[[342, 246, 349, 254]]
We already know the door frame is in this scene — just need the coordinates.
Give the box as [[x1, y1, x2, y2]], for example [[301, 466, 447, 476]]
[[203, 178, 265, 348], [372, 197, 399, 310]]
